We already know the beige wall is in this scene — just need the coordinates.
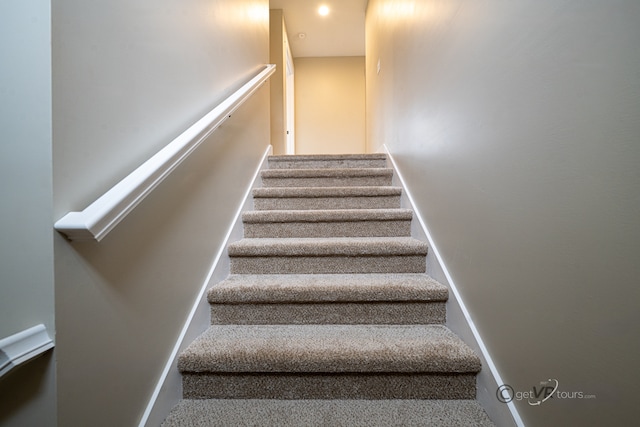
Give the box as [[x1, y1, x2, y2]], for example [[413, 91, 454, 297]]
[[294, 56, 365, 154], [52, 1, 270, 426], [367, 1, 640, 426], [0, 1, 56, 426], [269, 9, 290, 155]]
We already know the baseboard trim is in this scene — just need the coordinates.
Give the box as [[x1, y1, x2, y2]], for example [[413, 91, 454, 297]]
[[382, 145, 525, 427], [138, 144, 273, 427]]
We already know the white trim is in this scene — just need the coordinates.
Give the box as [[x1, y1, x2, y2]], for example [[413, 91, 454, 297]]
[[0, 324, 54, 378], [383, 145, 525, 427], [137, 145, 273, 427], [54, 64, 276, 242]]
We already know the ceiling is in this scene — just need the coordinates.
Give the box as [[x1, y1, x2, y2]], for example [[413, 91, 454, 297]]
[[270, 0, 368, 58]]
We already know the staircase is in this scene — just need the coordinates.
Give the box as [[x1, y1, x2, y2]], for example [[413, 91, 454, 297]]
[[162, 154, 494, 426]]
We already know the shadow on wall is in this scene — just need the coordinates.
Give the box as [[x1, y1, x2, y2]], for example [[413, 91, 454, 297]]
[[0, 352, 55, 425]]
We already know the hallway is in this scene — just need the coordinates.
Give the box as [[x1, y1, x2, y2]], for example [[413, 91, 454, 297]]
[[1, 1, 639, 426]]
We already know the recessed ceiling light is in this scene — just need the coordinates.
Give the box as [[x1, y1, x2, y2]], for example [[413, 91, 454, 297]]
[[318, 5, 330, 16]]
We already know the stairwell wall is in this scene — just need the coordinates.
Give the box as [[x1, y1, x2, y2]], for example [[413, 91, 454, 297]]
[[366, 1, 640, 426], [0, 1, 56, 426], [52, 1, 269, 426], [294, 56, 366, 154], [269, 9, 289, 156]]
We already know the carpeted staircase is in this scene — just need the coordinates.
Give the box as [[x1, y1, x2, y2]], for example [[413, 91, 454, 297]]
[[162, 154, 494, 426]]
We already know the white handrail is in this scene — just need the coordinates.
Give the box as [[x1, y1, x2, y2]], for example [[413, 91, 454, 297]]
[[0, 324, 54, 379], [55, 64, 276, 242]]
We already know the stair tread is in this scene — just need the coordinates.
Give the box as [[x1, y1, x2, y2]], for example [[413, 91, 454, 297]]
[[178, 324, 481, 374], [262, 168, 393, 178], [243, 208, 413, 223], [269, 154, 387, 162], [162, 399, 495, 427], [267, 155, 388, 171], [208, 274, 448, 303], [228, 237, 428, 257], [253, 186, 402, 198]]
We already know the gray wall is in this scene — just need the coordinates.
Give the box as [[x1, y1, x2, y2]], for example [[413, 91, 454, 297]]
[[52, 0, 270, 425], [366, 1, 640, 426], [0, 1, 57, 426]]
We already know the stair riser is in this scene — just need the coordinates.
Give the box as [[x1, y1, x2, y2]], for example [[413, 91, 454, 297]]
[[254, 196, 401, 210], [162, 400, 495, 427], [210, 302, 446, 325], [269, 160, 387, 169], [244, 221, 411, 238], [261, 176, 393, 188], [182, 373, 476, 400], [230, 256, 426, 274]]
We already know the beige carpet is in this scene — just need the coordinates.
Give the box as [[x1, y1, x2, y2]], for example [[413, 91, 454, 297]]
[[162, 154, 494, 426], [163, 400, 494, 427]]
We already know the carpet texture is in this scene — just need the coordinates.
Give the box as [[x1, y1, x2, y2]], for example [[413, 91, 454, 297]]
[[253, 186, 403, 210], [209, 301, 447, 325], [261, 167, 394, 188], [242, 208, 413, 238], [268, 153, 388, 169], [163, 154, 494, 426], [208, 274, 448, 325], [181, 373, 479, 400], [228, 237, 429, 274], [162, 400, 494, 427], [208, 274, 448, 303], [178, 325, 481, 373]]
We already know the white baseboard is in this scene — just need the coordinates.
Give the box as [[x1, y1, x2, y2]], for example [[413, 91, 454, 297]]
[[138, 144, 273, 427], [382, 145, 525, 427]]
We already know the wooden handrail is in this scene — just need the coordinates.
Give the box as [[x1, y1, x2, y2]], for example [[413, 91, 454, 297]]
[[55, 64, 276, 241]]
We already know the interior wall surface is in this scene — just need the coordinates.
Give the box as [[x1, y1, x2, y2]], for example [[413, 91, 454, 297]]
[[366, 1, 640, 426], [52, 1, 270, 425], [269, 9, 288, 155], [0, 1, 57, 426], [295, 56, 366, 154]]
